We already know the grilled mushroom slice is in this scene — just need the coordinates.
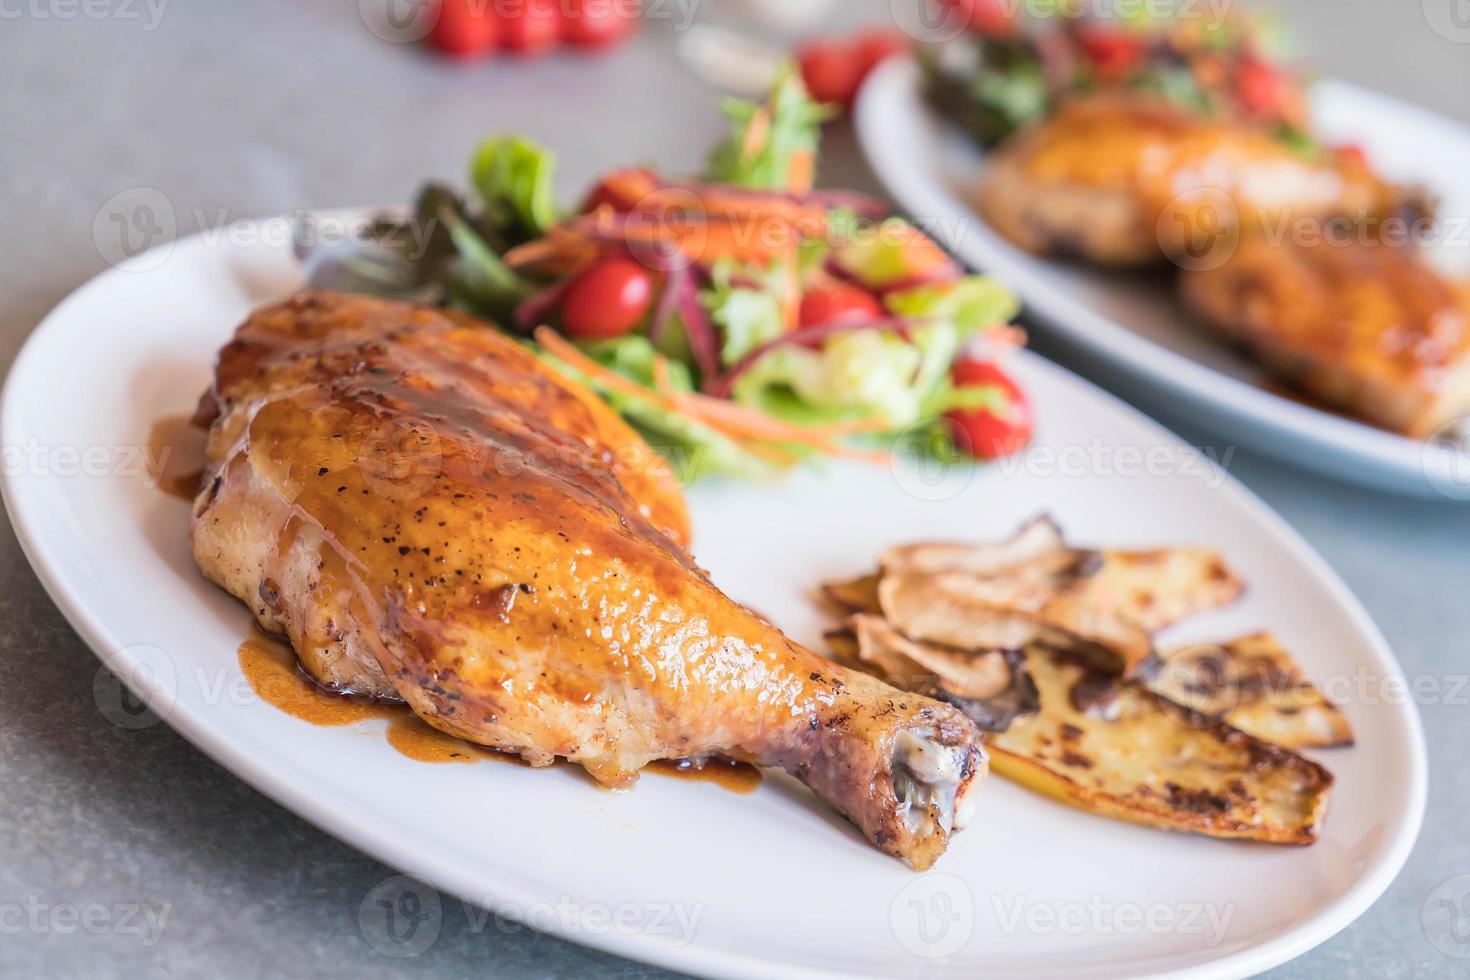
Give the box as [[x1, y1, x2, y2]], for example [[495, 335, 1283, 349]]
[[827, 616, 1040, 733], [880, 515, 1081, 577], [820, 573, 882, 616], [880, 572, 1156, 678]]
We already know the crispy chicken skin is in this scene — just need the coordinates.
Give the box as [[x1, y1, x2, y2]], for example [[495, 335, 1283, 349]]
[[978, 95, 1409, 267], [1180, 237, 1470, 437], [190, 291, 985, 868]]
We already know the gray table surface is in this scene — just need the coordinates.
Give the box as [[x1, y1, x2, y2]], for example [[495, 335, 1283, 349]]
[[3, 1, 1468, 977]]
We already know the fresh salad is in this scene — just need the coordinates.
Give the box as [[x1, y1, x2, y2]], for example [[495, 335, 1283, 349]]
[[335, 68, 1029, 481], [922, 0, 1313, 150]]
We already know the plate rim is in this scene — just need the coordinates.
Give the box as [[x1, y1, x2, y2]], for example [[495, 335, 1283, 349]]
[[0, 217, 1429, 980], [854, 57, 1468, 501]]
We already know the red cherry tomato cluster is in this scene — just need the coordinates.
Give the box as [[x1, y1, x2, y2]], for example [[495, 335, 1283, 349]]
[[559, 257, 655, 340], [946, 357, 1033, 460], [797, 28, 908, 111], [428, 0, 639, 60]]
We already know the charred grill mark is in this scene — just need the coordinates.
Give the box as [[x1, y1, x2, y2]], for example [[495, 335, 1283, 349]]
[[1162, 782, 1232, 815], [1068, 670, 1120, 717]]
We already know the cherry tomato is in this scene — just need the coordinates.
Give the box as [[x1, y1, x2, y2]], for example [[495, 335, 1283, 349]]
[[562, 0, 639, 49], [1078, 27, 1144, 80], [560, 258, 655, 339], [946, 358, 1033, 460], [798, 41, 865, 108], [852, 28, 908, 77], [428, 0, 500, 59], [799, 284, 884, 328], [496, 0, 563, 56], [939, 0, 1017, 38], [1236, 57, 1286, 116], [1336, 142, 1370, 168]]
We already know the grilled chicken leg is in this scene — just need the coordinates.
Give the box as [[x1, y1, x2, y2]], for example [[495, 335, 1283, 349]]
[[190, 291, 985, 868]]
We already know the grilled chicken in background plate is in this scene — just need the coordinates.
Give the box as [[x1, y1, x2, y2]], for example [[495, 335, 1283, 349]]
[[1180, 235, 1470, 437], [976, 95, 1414, 267]]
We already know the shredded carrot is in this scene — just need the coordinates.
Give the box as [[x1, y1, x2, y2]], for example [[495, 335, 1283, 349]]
[[502, 238, 559, 269], [534, 328, 682, 412], [741, 107, 771, 163], [989, 324, 1028, 348], [537, 326, 892, 465], [504, 227, 601, 273], [650, 356, 681, 400], [647, 349, 799, 463], [674, 392, 888, 440], [726, 438, 804, 465], [657, 340, 895, 452], [788, 148, 815, 195]]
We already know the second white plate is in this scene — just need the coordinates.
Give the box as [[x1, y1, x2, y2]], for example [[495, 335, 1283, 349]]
[[856, 58, 1470, 500]]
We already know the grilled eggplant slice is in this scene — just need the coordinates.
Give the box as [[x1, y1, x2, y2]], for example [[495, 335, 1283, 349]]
[[1066, 547, 1244, 633], [988, 646, 1333, 844], [1148, 633, 1353, 749], [828, 616, 1040, 733]]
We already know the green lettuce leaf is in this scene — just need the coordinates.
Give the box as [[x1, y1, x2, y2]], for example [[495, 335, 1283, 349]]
[[702, 259, 789, 364], [884, 276, 1020, 334], [442, 211, 535, 319], [470, 136, 560, 242], [729, 276, 1019, 431], [731, 329, 928, 429], [704, 64, 834, 191]]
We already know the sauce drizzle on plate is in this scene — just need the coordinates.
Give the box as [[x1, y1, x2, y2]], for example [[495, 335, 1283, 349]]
[[238, 633, 762, 790], [146, 414, 206, 500], [647, 757, 763, 794]]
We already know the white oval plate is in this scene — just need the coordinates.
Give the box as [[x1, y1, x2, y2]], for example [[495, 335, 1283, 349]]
[[856, 58, 1470, 500], [1, 215, 1425, 979]]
